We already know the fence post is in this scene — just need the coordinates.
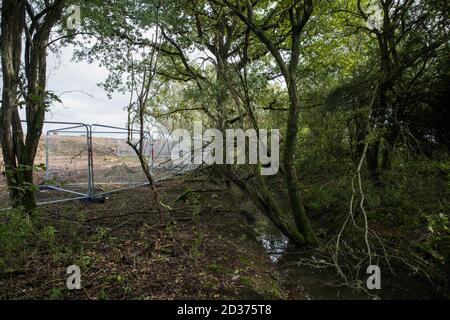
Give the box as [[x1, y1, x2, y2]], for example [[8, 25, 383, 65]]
[[45, 132, 49, 181], [87, 124, 95, 199]]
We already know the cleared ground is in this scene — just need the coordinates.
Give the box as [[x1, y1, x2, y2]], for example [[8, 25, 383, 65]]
[[0, 135, 178, 208]]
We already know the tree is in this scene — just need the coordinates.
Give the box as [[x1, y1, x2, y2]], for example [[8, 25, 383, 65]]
[[126, 20, 165, 221], [217, 0, 318, 246], [74, 0, 320, 246], [0, 0, 26, 208], [336, 0, 447, 181], [0, 0, 66, 211]]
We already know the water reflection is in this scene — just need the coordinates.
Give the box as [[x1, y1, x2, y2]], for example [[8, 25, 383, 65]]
[[257, 234, 289, 263]]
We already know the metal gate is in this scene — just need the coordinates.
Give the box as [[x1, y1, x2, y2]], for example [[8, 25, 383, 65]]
[[0, 120, 194, 209]]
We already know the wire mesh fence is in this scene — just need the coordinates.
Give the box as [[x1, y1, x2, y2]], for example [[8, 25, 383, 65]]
[[90, 124, 151, 197], [44, 125, 91, 196], [0, 121, 201, 210]]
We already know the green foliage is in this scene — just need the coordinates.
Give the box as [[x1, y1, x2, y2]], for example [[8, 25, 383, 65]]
[[77, 255, 95, 270], [0, 210, 33, 255], [189, 234, 204, 261], [415, 212, 450, 266], [49, 287, 63, 300], [39, 225, 57, 242], [2, 0, 448, 297], [176, 188, 202, 216], [92, 226, 110, 241]]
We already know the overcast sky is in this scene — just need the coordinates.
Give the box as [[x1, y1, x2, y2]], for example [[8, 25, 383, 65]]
[[45, 45, 130, 128]]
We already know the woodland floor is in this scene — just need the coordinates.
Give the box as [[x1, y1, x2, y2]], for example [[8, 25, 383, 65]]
[[0, 175, 447, 300], [0, 178, 284, 300]]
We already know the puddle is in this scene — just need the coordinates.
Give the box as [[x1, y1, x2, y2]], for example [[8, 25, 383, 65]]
[[255, 220, 444, 299], [257, 234, 289, 263], [256, 230, 366, 299], [241, 195, 444, 299]]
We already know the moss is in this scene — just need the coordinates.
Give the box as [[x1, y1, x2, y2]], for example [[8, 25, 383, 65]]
[[239, 275, 283, 299], [202, 279, 217, 290], [239, 276, 253, 287], [206, 263, 231, 274], [266, 281, 283, 299], [238, 255, 254, 267]]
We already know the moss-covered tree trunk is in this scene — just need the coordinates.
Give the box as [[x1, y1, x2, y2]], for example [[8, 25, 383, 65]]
[[223, 0, 318, 247], [284, 75, 318, 246]]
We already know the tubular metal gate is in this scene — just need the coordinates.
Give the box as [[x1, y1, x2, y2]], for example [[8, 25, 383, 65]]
[[0, 121, 195, 210]]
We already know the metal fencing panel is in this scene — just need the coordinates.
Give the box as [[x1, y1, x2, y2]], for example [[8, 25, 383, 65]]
[[90, 124, 151, 197], [0, 121, 203, 210], [44, 127, 91, 195]]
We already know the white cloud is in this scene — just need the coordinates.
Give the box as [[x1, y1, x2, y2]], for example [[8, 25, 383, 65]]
[[44, 45, 130, 128]]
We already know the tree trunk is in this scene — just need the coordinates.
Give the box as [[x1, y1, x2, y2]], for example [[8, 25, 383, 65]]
[[127, 140, 164, 221], [381, 120, 401, 171], [284, 76, 318, 246], [223, 166, 307, 245], [0, 0, 26, 208], [1, 0, 65, 212]]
